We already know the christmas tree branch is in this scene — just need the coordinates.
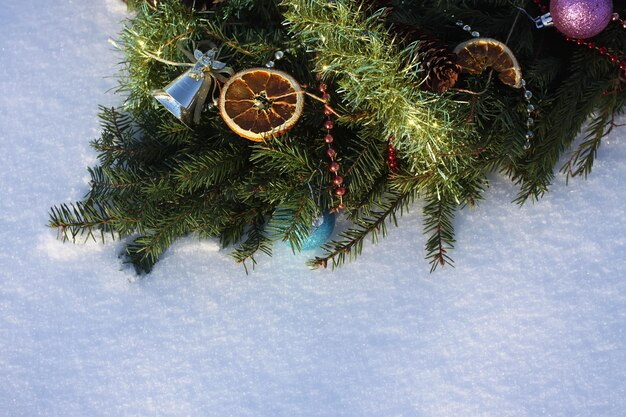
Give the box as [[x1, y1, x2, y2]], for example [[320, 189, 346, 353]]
[[282, 0, 475, 176], [308, 190, 416, 269], [423, 191, 457, 272], [230, 215, 273, 273]]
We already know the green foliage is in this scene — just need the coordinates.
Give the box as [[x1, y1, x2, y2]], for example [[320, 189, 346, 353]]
[[50, 0, 626, 273], [308, 189, 417, 269]]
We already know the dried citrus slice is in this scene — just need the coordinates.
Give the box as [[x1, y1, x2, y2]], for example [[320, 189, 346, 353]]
[[219, 68, 304, 141], [453, 38, 523, 89]]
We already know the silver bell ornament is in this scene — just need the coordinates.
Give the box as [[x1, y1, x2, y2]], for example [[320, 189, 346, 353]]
[[152, 49, 233, 124]]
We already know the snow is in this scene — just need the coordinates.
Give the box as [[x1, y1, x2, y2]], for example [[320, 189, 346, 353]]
[[1, 1, 625, 416]]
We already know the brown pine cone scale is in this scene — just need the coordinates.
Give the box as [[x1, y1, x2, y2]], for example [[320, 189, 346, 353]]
[[416, 37, 461, 94]]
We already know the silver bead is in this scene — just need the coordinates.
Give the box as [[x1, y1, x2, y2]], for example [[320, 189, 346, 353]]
[[265, 60, 275, 68], [274, 50, 284, 60], [524, 90, 533, 100], [527, 118, 535, 127], [525, 131, 535, 140], [521, 79, 527, 88], [527, 104, 535, 113], [523, 141, 531, 150], [463, 25, 471, 31], [471, 31, 480, 37]]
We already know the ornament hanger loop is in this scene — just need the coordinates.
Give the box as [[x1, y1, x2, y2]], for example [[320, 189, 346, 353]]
[[515, 6, 554, 29]]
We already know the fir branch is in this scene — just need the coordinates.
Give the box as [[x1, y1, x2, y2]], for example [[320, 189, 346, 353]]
[[48, 201, 122, 243], [561, 99, 617, 181], [308, 190, 416, 269], [282, 0, 474, 177], [422, 191, 457, 272], [250, 137, 316, 178], [123, 194, 224, 273], [49, 0, 626, 274], [514, 48, 615, 203], [349, 173, 390, 218], [86, 166, 146, 203], [230, 216, 273, 273], [92, 107, 179, 169], [341, 127, 388, 196], [268, 191, 320, 252], [172, 144, 250, 193]]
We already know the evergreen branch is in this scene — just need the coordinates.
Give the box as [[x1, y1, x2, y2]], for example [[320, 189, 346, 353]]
[[308, 190, 415, 269], [282, 0, 474, 176], [86, 166, 150, 202], [217, 207, 266, 248], [203, 26, 256, 57], [422, 191, 457, 272], [250, 137, 315, 177], [561, 100, 617, 181], [268, 191, 320, 252], [172, 144, 250, 193], [341, 128, 387, 195], [48, 201, 121, 243], [349, 173, 390, 217], [230, 215, 273, 273], [513, 48, 615, 203], [92, 107, 179, 168], [123, 195, 222, 273], [49, 0, 626, 274]]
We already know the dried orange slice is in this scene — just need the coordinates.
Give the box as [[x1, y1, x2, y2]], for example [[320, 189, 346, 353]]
[[453, 38, 523, 89], [219, 68, 304, 141]]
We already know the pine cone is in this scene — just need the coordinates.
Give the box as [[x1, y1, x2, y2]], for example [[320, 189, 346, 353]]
[[415, 37, 461, 94]]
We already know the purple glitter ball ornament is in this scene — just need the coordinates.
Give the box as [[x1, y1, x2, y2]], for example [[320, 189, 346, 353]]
[[550, 0, 613, 39]]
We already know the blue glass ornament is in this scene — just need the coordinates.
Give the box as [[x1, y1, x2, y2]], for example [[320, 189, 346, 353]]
[[301, 212, 336, 250]]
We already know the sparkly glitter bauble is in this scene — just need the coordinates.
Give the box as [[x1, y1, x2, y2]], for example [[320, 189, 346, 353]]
[[301, 212, 336, 251], [550, 0, 613, 39]]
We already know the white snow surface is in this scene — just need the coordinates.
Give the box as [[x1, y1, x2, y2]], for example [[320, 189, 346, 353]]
[[1, 1, 625, 416]]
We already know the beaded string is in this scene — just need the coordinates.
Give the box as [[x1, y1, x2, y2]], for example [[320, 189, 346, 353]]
[[265, 50, 285, 68], [565, 36, 626, 80], [453, 17, 538, 150], [266, 50, 346, 211], [387, 136, 398, 172], [455, 19, 482, 39], [319, 82, 346, 212], [521, 80, 535, 150]]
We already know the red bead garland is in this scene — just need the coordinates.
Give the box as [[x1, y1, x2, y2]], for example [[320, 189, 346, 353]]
[[566, 36, 626, 79], [387, 136, 399, 172], [319, 82, 345, 211]]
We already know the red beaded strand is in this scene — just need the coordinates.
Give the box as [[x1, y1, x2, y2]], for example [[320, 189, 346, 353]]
[[319, 83, 345, 211], [387, 136, 398, 172]]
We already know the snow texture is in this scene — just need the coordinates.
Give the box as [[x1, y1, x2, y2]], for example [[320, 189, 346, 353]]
[[1, 1, 625, 416]]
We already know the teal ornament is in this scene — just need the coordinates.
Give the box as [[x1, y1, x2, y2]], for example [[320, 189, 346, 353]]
[[301, 212, 336, 250]]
